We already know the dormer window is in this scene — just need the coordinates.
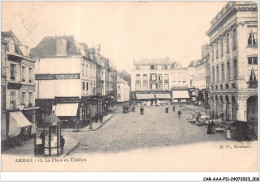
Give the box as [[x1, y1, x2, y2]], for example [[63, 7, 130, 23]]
[[248, 68, 258, 88], [9, 41, 15, 53], [248, 30, 257, 46]]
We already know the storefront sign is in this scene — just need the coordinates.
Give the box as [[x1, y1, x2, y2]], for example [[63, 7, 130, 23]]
[[35, 73, 80, 80], [55, 97, 80, 103]]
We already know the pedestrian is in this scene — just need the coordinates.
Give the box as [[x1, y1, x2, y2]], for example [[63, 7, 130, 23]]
[[165, 106, 169, 113], [207, 120, 215, 134], [226, 126, 232, 140], [140, 106, 144, 115], [178, 110, 182, 119], [172, 105, 175, 112], [60, 135, 65, 154], [100, 114, 103, 123], [132, 105, 135, 112], [75, 119, 80, 132]]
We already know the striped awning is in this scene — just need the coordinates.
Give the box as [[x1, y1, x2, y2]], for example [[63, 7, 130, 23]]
[[172, 90, 190, 99], [136, 94, 155, 100], [9, 111, 32, 137], [156, 94, 171, 99], [55, 103, 79, 117]]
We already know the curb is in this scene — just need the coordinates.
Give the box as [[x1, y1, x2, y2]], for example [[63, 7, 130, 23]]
[[63, 141, 80, 158], [61, 114, 113, 133], [88, 115, 113, 131]]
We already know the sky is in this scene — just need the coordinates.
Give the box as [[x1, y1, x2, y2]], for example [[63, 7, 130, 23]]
[[2, 1, 227, 72]]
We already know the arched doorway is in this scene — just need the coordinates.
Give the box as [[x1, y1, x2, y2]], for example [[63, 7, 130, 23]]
[[247, 95, 258, 138], [225, 96, 230, 121], [231, 96, 237, 121], [247, 96, 258, 123]]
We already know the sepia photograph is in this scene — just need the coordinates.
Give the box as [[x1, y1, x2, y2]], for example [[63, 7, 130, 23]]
[[0, 1, 259, 179]]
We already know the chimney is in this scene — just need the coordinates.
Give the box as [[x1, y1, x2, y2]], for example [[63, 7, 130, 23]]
[[56, 38, 67, 56]]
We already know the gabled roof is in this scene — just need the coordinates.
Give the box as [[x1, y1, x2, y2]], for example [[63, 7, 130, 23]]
[[136, 57, 174, 65], [30, 35, 81, 58], [2, 31, 23, 55], [117, 77, 127, 84]]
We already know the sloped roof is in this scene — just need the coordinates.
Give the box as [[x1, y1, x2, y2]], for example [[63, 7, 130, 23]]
[[2, 31, 23, 55], [136, 57, 174, 65], [30, 35, 81, 58], [117, 77, 127, 84]]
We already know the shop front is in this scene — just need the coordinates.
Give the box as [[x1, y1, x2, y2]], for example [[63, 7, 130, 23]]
[[82, 96, 99, 127], [172, 90, 190, 103], [53, 97, 82, 128]]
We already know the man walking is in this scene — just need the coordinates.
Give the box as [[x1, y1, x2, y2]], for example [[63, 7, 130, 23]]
[[165, 106, 169, 113], [140, 106, 144, 115], [178, 110, 182, 119]]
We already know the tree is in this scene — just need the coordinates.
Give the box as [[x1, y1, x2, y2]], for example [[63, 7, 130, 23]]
[[118, 70, 131, 86]]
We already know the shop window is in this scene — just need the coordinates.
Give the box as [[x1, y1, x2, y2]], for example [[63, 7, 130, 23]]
[[248, 30, 257, 46]]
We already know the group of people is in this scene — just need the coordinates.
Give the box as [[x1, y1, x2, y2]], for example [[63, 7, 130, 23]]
[[164, 105, 182, 118]]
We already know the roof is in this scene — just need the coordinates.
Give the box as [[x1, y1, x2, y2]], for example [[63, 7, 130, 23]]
[[30, 35, 81, 58], [136, 57, 174, 65], [2, 31, 23, 55], [117, 77, 127, 84]]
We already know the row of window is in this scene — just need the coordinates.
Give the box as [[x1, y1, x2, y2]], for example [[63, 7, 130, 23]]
[[82, 63, 96, 78], [212, 29, 257, 61], [136, 74, 169, 81], [10, 64, 33, 82], [10, 91, 34, 108], [135, 82, 169, 91], [82, 81, 96, 94]]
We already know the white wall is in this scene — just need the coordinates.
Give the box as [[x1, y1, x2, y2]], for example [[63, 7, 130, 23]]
[[37, 57, 81, 74], [38, 79, 81, 99]]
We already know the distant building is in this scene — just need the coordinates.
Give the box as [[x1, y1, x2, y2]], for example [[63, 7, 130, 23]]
[[1, 31, 37, 143], [206, 1, 258, 134], [117, 77, 130, 103], [131, 57, 191, 105]]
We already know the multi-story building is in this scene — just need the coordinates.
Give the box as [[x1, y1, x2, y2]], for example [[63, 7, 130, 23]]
[[206, 2, 258, 134], [117, 77, 130, 103], [1, 31, 37, 143], [30, 35, 105, 127], [131, 57, 191, 105]]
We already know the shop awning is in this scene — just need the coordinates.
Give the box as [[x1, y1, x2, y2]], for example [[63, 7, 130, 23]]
[[156, 94, 171, 99], [55, 103, 79, 117], [9, 111, 32, 137], [172, 90, 190, 99], [136, 94, 155, 100]]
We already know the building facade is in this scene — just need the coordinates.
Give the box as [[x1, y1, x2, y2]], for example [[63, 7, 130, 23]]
[[206, 2, 258, 135], [117, 77, 130, 103], [1, 31, 37, 143], [30, 35, 116, 128], [131, 57, 191, 105]]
